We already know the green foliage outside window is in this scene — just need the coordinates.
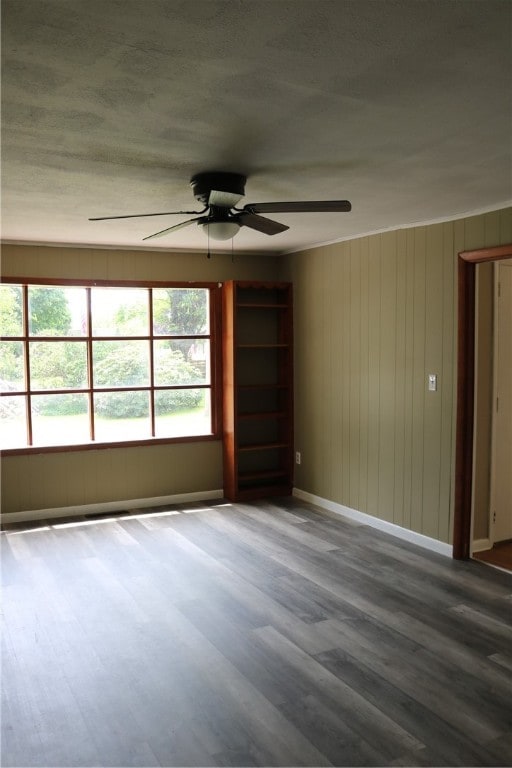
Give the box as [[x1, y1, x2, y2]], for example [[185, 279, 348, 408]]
[[29, 287, 72, 335], [0, 283, 212, 443]]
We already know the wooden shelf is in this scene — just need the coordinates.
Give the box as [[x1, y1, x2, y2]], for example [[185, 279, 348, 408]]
[[238, 383, 288, 390], [237, 343, 289, 349], [222, 280, 293, 501], [236, 303, 288, 309], [238, 411, 286, 420], [238, 441, 289, 452], [238, 469, 289, 481]]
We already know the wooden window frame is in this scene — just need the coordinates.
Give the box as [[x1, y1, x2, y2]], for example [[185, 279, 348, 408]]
[[1, 277, 222, 455], [453, 243, 512, 558]]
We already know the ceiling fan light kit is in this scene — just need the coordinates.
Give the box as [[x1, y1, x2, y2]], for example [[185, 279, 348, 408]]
[[89, 170, 352, 243], [201, 219, 240, 241]]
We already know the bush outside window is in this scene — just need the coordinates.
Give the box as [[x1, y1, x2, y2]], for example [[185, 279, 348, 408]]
[[0, 281, 219, 451]]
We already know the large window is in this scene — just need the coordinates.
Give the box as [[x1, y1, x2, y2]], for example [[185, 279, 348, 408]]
[[0, 280, 220, 452]]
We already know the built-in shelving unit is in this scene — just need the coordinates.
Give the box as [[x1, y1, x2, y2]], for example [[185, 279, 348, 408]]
[[222, 281, 293, 501]]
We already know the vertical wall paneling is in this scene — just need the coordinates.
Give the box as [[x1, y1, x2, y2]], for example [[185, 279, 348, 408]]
[[402, 228, 416, 532], [287, 207, 512, 545], [311, 254, 322, 491], [349, 238, 361, 512], [330, 247, 343, 501], [323, 249, 332, 498], [366, 234, 381, 516], [484, 211, 501, 246], [4, 210, 512, 533], [410, 226, 427, 534], [464, 215, 486, 252], [358, 237, 370, 513], [422, 225, 444, 540], [341, 244, 351, 502], [500, 208, 512, 243], [377, 231, 397, 523], [439, 222, 455, 543], [393, 228, 407, 528]]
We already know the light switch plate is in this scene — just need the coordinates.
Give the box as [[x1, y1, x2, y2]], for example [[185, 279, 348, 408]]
[[428, 374, 437, 391]]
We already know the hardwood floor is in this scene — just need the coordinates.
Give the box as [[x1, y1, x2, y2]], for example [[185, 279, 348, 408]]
[[473, 541, 512, 572], [2, 498, 512, 767]]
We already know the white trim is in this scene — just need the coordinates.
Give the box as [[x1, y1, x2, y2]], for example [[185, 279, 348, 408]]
[[0, 240, 271, 256], [284, 201, 512, 256], [293, 488, 453, 557], [471, 538, 491, 554], [3, 203, 511, 259], [0, 489, 224, 525], [489, 261, 500, 547], [470, 265, 482, 547]]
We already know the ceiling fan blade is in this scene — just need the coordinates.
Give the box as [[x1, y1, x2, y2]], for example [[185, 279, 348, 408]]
[[89, 207, 206, 221], [243, 200, 352, 214], [142, 218, 199, 241], [236, 212, 289, 236]]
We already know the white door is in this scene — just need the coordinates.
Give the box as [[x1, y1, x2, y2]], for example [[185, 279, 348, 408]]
[[490, 260, 512, 544]]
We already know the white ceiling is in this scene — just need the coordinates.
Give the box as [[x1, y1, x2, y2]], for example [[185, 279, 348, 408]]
[[1, 0, 511, 255]]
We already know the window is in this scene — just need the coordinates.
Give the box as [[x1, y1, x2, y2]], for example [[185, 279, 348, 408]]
[[0, 280, 220, 452]]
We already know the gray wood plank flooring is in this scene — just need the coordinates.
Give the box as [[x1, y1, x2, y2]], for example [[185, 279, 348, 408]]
[[2, 498, 512, 767]]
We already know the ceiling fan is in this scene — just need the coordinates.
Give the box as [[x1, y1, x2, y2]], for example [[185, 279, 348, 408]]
[[89, 172, 352, 241]]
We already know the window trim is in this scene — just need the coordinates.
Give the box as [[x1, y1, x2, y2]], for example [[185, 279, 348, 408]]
[[1, 277, 222, 455]]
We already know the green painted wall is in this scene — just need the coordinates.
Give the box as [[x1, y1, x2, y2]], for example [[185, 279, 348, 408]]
[[281, 208, 512, 543], [3, 209, 511, 539]]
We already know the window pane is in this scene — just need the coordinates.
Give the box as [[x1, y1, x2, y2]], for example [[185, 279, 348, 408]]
[[153, 288, 209, 335], [154, 340, 210, 386], [0, 395, 27, 447], [0, 285, 23, 337], [0, 341, 24, 391], [1, 283, 216, 450], [30, 341, 88, 390], [31, 394, 90, 446], [94, 391, 150, 441], [28, 286, 87, 337], [92, 288, 148, 336], [155, 388, 211, 437], [93, 340, 149, 388]]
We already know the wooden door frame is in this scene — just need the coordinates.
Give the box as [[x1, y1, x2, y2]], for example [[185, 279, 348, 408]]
[[453, 243, 512, 559]]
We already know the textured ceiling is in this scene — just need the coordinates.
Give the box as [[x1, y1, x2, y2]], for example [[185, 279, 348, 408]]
[[1, 0, 511, 255]]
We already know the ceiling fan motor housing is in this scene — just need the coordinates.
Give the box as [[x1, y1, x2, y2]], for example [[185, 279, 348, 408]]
[[190, 172, 246, 207]]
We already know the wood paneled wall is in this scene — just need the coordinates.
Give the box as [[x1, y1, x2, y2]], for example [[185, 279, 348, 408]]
[[3, 209, 512, 533], [282, 208, 512, 544]]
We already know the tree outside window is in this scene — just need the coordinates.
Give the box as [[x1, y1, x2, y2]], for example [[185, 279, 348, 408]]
[[0, 282, 217, 450]]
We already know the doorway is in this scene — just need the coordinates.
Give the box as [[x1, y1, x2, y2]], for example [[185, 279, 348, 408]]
[[453, 243, 512, 559], [473, 259, 512, 571]]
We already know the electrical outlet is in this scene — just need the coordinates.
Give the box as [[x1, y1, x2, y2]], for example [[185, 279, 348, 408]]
[[295, 451, 301, 465]]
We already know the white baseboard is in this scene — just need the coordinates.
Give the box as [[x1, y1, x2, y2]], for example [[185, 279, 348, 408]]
[[471, 538, 491, 554], [293, 488, 453, 557], [1, 490, 224, 525]]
